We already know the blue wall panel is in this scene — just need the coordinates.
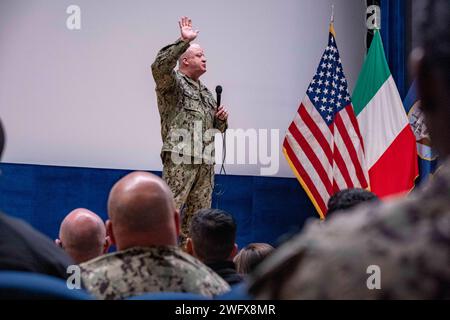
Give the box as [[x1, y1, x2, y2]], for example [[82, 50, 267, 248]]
[[0, 163, 317, 248]]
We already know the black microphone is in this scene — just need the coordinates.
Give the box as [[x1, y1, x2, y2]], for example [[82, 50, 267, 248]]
[[215, 85, 222, 107]]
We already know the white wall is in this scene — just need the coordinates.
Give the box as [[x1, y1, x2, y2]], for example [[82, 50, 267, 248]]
[[0, 0, 367, 177]]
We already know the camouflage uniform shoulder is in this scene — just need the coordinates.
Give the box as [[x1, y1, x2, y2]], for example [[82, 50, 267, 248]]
[[151, 38, 190, 94], [163, 246, 231, 295], [80, 246, 229, 299]]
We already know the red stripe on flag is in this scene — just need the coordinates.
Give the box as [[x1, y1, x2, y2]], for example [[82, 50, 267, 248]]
[[284, 140, 328, 215], [369, 125, 418, 197], [334, 110, 368, 188], [332, 143, 355, 189], [298, 105, 333, 165], [288, 122, 333, 195], [332, 179, 340, 194]]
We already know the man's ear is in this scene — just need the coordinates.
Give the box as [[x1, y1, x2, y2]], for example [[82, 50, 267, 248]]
[[174, 209, 180, 237], [103, 235, 112, 253], [229, 243, 238, 260], [186, 238, 194, 256], [55, 239, 63, 248], [106, 220, 116, 246]]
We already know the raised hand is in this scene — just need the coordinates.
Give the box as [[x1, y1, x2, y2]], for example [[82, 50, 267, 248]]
[[179, 16, 199, 42]]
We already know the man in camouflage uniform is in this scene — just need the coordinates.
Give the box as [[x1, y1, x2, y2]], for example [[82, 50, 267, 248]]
[[151, 17, 229, 246], [248, 0, 450, 299], [80, 172, 229, 300]]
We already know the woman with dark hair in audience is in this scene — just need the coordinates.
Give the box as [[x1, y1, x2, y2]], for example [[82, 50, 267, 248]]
[[234, 243, 274, 275]]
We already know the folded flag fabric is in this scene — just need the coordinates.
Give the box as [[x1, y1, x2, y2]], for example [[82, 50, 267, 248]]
[[352, 30, 418, 198], [283, 24, 369, 219]]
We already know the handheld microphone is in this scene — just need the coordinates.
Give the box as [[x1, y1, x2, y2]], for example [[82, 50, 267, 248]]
[[215, 85, 222, 107]]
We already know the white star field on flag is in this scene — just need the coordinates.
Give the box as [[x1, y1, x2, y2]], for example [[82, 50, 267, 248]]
[[306, 34, 352, 125]]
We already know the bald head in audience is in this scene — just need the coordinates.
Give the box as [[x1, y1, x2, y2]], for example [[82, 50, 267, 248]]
[[56, 208, 110, 264], [106, 171, 180, 250]]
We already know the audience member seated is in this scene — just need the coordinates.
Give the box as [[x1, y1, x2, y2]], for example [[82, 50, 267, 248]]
[[247, 0, 450, 299], [187, 209, 243, 286], [55, 208, 110, 264], [234, 243, 274, 275], [79, 172, 230, 299], [276, 189, 378, 246], [327, 188, 379, 217], [0, 119, 73, 279]]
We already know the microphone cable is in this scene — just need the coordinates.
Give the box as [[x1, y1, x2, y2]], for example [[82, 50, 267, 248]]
[[219, 131, 227, 175], [214, 129, 227, 209], [214, 85, 227, 208]]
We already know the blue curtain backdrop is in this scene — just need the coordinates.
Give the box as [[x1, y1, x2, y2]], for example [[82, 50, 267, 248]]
[[0, 163, 316, 249], [380, 0, 408, 99]]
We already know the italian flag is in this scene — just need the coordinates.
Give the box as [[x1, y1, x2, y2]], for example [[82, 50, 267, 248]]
[[352, 30, 418, 198]]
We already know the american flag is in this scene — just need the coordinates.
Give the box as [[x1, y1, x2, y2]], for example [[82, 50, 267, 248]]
[[283, 25, 369, 219]]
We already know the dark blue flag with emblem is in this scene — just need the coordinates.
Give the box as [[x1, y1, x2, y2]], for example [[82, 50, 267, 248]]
[[403, 81, 439, 185]]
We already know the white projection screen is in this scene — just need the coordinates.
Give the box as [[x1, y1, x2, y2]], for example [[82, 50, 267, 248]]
[[0, 0, 367, 177]]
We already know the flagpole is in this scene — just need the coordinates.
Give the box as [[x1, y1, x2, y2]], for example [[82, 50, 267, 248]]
[[330, 4, 334, 24], [329, 4, 336, 36]]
